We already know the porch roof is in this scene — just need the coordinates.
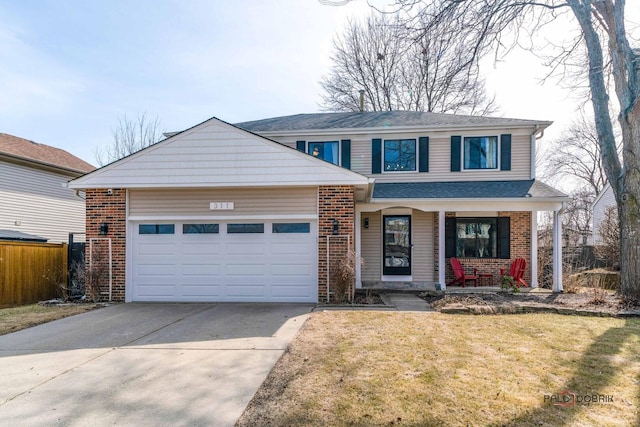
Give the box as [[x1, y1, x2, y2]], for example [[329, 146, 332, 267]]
[[371, 180, 568, 200]]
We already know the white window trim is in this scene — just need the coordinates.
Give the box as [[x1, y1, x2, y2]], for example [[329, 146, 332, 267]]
[[382, 138, 417, 173], [307, 140, 341, 166], [461, 135, 500, 171]]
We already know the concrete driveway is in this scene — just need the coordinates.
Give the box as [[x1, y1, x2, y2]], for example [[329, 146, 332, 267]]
[[0, 303, 313, 426]]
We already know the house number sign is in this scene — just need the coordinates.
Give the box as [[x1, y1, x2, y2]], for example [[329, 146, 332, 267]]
[[209, 202, 234, 210]]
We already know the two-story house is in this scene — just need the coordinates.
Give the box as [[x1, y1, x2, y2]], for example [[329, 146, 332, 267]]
[[1, 133, 95, 243], [68, 112, 569, 303]]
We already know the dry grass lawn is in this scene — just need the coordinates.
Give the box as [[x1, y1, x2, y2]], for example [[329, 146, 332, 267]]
[[0, 303, 102, 336], [238, 312, 640, 427]]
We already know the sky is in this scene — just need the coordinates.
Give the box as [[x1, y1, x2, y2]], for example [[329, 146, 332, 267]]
[[0, 0, 637, 168]]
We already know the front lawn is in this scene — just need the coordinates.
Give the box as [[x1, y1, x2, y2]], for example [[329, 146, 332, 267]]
[[238, 312, 640, 426], [0, 303, 101, 336]]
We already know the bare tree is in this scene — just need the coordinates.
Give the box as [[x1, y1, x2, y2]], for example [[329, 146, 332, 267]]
[[320, 12, 497, 114], [95, 112, 164, 166], [543, 112, 611, 195], [389, 0, 640, 302]]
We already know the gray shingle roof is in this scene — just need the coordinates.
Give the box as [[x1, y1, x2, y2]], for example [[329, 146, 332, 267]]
[[0, 229, 48, 242], [236, 111, 550, 132], [372, 180, 568, 199]]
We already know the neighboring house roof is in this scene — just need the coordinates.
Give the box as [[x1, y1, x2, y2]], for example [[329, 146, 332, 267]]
[[372, 180, 568, 200], [0, 229, 48, 242], [236, 111, 552, 133], [0, 133, 95, 174], [69, 117, 372, 190]]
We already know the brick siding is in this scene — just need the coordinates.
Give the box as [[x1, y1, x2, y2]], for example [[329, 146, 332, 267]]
[[436, 211, 532, 287], [318, 186, 355, 301], [85, 188, 126, 301]]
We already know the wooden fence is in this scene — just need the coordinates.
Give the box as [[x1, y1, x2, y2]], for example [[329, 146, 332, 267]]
[[0, 241, 68, 306]]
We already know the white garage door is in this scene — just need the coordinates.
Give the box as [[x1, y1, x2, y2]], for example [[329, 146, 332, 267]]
[[130, 221, 317, 302]]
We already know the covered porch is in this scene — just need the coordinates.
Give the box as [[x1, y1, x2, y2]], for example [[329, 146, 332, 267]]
[[354, 181, 570, 293]]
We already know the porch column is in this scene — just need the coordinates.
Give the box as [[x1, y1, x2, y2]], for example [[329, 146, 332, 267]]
[[553, 208, 563, 292], [530, 211, 538, 288], [438, 210, 446, 289], [355, 207, 362, 288]]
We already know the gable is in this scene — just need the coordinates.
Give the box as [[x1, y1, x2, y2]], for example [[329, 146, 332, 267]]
[[68, 117, 371, 189]]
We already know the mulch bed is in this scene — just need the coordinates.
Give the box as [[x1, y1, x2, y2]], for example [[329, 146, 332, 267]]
[[419, 290, 640, 316]]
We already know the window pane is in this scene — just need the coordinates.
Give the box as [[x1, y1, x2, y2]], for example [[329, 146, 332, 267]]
[[227, 223, 264, 233], [464, 137, 497, 169], [183, 224, 219, 234], [455, 218, 497, 258], [139, 224, 175, 235], [272, 223, 311, 233], [308, 141, 339, 165], [384, 139, 416, 171]]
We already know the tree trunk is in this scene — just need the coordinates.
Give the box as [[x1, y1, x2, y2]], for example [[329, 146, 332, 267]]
[[618, 105, 640, 303]]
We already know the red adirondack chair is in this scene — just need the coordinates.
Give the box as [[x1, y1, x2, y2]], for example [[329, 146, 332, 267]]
[[447, 257, 478, 287], [500, 258, 528, 287]]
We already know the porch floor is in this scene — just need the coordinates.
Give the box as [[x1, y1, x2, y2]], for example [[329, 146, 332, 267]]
[[360, 282, 553, 294]]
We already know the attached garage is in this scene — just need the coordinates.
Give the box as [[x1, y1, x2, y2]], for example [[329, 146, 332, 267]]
[[130, 220, 317, 302], [68, 117, 369, 303]]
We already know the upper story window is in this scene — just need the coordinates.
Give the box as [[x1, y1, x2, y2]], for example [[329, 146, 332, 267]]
[[464, 136, 498, 169], [308, 141, 339, 165], [384, 139, 416, 172]]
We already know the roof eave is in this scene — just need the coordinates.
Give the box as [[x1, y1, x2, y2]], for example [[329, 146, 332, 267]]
[[0, 153, 92, 176], [247, 121, 553, 137], [370, 196, 572, 203]]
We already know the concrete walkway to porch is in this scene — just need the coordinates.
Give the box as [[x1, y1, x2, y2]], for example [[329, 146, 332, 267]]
[[380, 293, 435, 312]]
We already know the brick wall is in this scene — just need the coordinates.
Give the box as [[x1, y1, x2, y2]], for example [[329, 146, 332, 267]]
[[437, 211, 532, 287], [86, 188, 126, 301], [318, 186, 355, 301]]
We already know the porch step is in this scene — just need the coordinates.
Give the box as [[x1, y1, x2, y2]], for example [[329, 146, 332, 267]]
[[361, 281, 435, 291], [381, 293, 435, 312]]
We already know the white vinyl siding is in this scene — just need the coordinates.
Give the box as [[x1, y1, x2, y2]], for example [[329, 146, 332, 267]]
[[129, 187, 317, 217], [0, 161, 86, 243], [361, 212, 382, 281], [71, 120, 369, 189]]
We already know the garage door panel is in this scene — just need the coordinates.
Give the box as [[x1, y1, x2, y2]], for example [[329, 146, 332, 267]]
[[271, 242, 313, 255], [271, 263, 312, 275], [271, 285, 312, 297], [131, 220, 317, 302], [137, 243, 177, 256], [180, 242, 222, 256], [181, 263, 222, 275], [225, 285, 267, 298], [180, 285, 221, 297], [137, 264, 176, 276], [136, 284, 176, 297], [226, 242, 266, 255], [226, 263, 266, 276]]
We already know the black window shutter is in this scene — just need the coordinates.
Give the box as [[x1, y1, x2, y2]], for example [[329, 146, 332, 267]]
[[500, 134, 512, 171], [341, 139, 351, 169], [497, 217, 511, 259], [418, 136, 429, 172], [450, 136, 461, 172], [445, 217, 456, 258], [296, 140, 305, 152], [372, 138, 382, 174]]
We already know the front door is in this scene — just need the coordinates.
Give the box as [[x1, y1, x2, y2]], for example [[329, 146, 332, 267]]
[[383, 215, 411, 275]]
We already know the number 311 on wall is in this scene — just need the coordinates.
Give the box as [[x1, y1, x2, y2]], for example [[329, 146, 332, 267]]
[[209, 202, 234, 210]]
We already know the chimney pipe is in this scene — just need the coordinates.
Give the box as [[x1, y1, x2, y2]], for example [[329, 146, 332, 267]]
[[359, 89, 365, 112]]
